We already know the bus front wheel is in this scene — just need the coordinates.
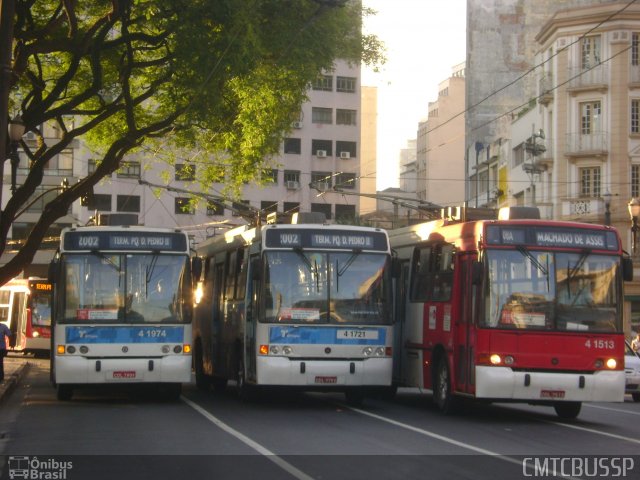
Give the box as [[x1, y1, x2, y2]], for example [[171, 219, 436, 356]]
[[553, 401, 582, 419], [433, 358, 457, 414], [56, 384, 73, 401]]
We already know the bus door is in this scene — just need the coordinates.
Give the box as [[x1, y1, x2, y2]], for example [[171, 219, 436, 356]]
[[392, 260, 410, 384], [9, 292, 26, 349], [452, 255, 476, 395]]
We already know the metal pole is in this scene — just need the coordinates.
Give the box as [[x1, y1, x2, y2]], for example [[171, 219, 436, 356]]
[[633, 217, 638, 256]]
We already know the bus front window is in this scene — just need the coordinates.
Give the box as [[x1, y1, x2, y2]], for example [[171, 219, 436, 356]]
[[262, 251, 391, 325], [482, 250, 621, 332]]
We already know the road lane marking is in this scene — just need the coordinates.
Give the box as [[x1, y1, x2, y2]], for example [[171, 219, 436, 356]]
[[341, 403, 582, 479], [583, 403, 640, 416], [182, 396, 315, 480], [540, 418, 640, 444]]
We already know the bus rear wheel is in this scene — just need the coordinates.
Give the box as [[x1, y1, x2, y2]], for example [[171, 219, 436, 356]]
[[56, 384, 73, 401], [553, 401, 582, 419]]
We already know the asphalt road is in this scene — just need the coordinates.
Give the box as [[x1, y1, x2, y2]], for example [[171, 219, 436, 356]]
[[0, 357, 639, 480]]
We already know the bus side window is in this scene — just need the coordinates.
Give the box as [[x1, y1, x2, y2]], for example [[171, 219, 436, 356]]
[[432, 245, 454, 302], [410, 246, 432, 302]]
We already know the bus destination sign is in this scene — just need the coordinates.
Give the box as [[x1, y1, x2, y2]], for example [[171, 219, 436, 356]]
[[265, 228, 388, 251], [486, 225, 619, 251], [63, 231, 187, 252]]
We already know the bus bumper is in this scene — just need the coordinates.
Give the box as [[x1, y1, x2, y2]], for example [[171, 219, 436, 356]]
[[475, 366, 625, 402], [54, 355, 192, 384], [255, 356, 392, 387]]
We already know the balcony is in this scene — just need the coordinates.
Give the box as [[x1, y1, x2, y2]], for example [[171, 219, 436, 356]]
[[565, 132, 608, 158], [566, 65, 608, 94], [538, 72, 554, 105], [560, 196, 608, 222]]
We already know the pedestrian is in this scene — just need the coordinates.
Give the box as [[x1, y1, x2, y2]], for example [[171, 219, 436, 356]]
[[0, 323, 12, 383], [632, 332, 640, 353]]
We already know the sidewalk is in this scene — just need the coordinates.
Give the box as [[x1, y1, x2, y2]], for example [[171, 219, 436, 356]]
[[0, 355, 31, 403]]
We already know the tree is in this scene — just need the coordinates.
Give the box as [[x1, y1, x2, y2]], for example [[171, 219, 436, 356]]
[[0, 0, 384, 284]]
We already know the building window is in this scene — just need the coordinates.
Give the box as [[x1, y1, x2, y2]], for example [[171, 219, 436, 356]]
[[312, 107, 332, 124], [312, 75, 333, 91], [44, 150, 73, 176], [580, 101, 601, 135], [260, 201, 278, 215], [117, 161, 141, 179], [633, 165, 640, 198], [25, 187, 67, 213], [175, 197, 194, 215], [633, 99, 640, 134], [335, 204, 356, 223], [336, 76, 356, 93], [87, 194, 112, 211], [266, 169, 278, 184], [283, 170, 300, 184], [284, 138, 301, 154], [336, 141, 356, 158], [513, 143, 525, 167], [579, 167, 601, 198], [311, 203, 332, 220], [311, 171, 332, 189], [206, 201, 224, 216], [117, 195, 140, 212], [634, 33, 640, 66], [336, 109, 357, 126], [581, 35, 601, 69], [311, 139, 333, 157], [283, 202, 300, 215], [335, 172, 356, 189], [231, 200, 252, 217], [175, 163, 196, 181], [88, 159, 97, 175]]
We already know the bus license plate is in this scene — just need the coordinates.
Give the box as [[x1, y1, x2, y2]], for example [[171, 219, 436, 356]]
[[540, 389, 565, 399], [315, 376, 337, 384], [113, 371, 136, 379], [338, 329, 379, 340]]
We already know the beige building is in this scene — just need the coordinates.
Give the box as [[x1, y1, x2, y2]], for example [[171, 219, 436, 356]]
[[418, 63, 466, 209], [359, 86, 378, 217]]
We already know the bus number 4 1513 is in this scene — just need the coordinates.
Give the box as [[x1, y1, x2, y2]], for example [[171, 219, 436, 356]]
[[585, 339, 615, 349]]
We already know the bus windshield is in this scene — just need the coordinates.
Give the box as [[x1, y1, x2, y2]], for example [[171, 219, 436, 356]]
[[31, 292, 51, 327], [482, 249, 621, 332], [262, 251, 391, 325], [61, 253, 189, 324]]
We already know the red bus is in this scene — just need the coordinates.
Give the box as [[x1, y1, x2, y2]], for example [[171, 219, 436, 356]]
[[0, 277, 52, 356], [388, 207, 633, 419]]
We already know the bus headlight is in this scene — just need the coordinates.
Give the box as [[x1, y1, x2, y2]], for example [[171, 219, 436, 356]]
[[282, 346, 293, 355], [269, 345, 279, 355], [375, 347, 385, 356], [173, 345, 183, 354], [162, 345, 170, 354], [363, 347, 373, 356], [605, 358, 617, 369], [79, 346, 89, 354], [32, 331, 39, 338], [490, 354, 502, 365], [66, 346, 76, 354]]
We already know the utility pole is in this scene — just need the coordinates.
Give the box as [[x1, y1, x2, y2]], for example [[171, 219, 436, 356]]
[[0, 0, 16, 215]]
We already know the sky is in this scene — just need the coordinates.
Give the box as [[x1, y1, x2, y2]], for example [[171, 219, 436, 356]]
[[361, 0, 467, 191]]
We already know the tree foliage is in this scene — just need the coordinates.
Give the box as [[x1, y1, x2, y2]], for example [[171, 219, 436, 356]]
[[0, 0, 384, 283]]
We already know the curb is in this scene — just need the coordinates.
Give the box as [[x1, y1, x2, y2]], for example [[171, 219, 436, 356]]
[[0, 362, 31, 404]]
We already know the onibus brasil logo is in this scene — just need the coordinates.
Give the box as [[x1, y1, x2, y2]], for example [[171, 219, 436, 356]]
[[8, 457, 72, 479]]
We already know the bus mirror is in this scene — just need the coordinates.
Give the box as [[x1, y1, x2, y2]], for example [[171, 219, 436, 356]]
[[250, 258, 261, 281], [191, 257, 203, 281], [48, 260, 58, 284], [472, 261, 483, 285], [391, 258, 401, 278], [622, 257, 634, 282]]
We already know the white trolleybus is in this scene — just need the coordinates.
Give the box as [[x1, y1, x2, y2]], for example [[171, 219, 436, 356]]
[[192, 215, 394, 404], [49, 225, 195, 400]]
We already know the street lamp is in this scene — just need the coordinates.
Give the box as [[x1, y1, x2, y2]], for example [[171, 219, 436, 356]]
[[603, 190, 612, 226], [628, 198, 640, 255], [8, 115, 25, 193]]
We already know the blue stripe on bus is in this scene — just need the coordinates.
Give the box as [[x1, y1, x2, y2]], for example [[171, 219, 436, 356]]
[[269, 326, 386, 345], [65, 326, 184, 344]]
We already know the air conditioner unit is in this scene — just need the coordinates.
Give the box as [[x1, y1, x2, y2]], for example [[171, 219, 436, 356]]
[[286, 180, 300, 190], [293, 121, 303, 129], [340, 151, 351, 159], [316, 150, 327, 158]]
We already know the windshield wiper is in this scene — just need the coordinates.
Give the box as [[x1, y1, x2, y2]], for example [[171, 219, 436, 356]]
[[516, 245, 549, 291], [567, 249, 590, 282], [293, 247, 320, 292]]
